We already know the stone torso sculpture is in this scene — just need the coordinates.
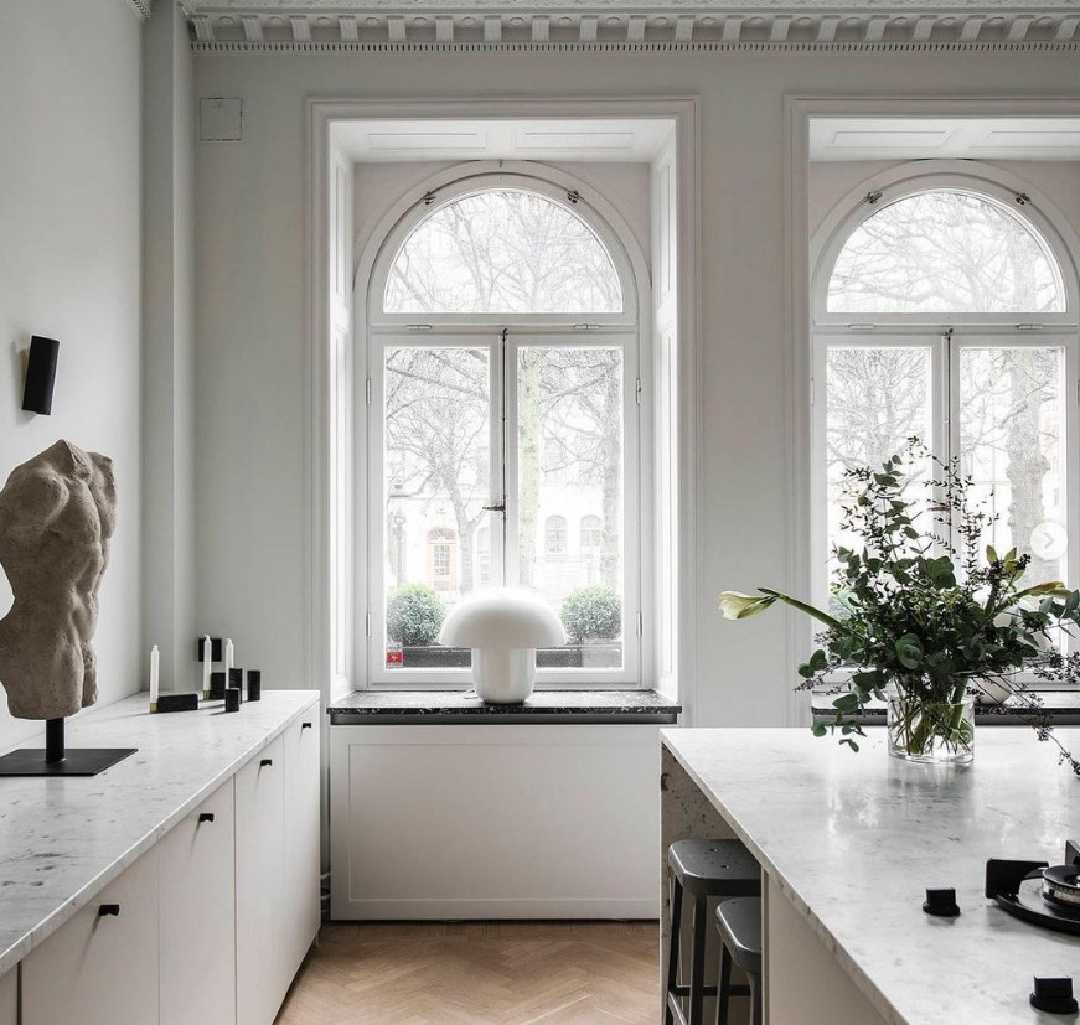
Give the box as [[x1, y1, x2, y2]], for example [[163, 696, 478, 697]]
[[0, 441, 116, 720]]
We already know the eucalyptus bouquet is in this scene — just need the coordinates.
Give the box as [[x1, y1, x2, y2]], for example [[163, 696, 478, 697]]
[[720, 442, 1080, 772]]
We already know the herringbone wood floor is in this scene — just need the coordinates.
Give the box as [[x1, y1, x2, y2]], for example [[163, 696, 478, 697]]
[[277, 921, 660, 1025]]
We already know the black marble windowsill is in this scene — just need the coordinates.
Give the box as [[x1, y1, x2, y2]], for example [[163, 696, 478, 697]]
[[812, 690, 1080, 726], [327, 689, 681, 725]]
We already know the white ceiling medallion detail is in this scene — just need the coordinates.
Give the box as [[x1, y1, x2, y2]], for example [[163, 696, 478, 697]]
[[186, 9, 1080, 49]]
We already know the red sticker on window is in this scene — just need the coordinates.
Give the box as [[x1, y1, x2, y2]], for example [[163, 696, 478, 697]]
[[386, 646, 404, 667]]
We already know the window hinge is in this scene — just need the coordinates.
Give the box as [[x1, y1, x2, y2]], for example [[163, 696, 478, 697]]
[[366, 612, 372, 638], [366, 378, 372, 405], [421, 190, 437, 207], [846, 322, 877, 331], [406, 324, 434, 332], [636, 611, 643, 637], [1016, 323, 1044, 331], [1076, 378, 1080, 406], [573, 323, 601, 332], [809, 377, 815, 406], [635, 378, 642, 405]]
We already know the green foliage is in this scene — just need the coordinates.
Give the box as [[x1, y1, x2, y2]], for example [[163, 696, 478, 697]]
[[720, 439, 1080, 774], [561, 585, 622, 643], [387, 584, 445, 646]]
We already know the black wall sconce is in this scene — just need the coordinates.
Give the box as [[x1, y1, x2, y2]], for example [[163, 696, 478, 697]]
[[22, 335, 59, 415]]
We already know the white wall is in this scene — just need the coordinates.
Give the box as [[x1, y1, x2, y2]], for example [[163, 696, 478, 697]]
[[0, 0, 143, 750], [143, 0, 196, 693], [192, 48, 1080, 726]]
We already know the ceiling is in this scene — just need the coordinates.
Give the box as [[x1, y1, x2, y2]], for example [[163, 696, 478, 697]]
[[810, 118, 1080, 161], [332, 119, 674, 162]]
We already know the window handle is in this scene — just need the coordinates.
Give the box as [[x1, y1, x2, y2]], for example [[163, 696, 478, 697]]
[[482, 502, 506, 513], [198, 812, 215, 824], [98, 904, 120, 918]]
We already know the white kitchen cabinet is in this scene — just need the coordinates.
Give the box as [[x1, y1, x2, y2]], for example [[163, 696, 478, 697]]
[[235, 733, 287, 1025], [160, 778, 237, 1025], [0, 967, 14, 1025], [22, 847, 160, 1025], [284, 704, 321, 972]]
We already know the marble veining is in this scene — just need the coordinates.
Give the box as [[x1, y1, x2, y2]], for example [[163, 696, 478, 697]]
[[0, 690, 318, 978], [662, 727, 1080, 1025]]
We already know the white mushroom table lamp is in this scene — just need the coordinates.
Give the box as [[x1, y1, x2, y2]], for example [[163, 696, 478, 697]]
[[439, 588, 567, 704]]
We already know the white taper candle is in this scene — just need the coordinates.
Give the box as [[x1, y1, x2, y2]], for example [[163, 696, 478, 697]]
[[224, 638, 234, 693], [202, 635, 212, 699], [150, 645, 160, 711]]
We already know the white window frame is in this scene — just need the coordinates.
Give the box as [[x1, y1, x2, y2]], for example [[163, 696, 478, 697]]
[[810, 164, 1080, 686], [359, 167, 650, 690]]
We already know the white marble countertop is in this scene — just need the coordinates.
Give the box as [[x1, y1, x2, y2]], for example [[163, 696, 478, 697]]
[[0, 690, 319, 977], [662, 727, 1080, 1025]]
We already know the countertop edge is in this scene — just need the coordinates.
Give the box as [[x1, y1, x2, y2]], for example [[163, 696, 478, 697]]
[[660, 729, 908, 1025], [0, 690, 320, 978]]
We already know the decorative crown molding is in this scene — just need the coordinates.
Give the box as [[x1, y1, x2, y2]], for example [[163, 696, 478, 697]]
[[186, 8, 1080, 49], [126, 0, 152, 17]]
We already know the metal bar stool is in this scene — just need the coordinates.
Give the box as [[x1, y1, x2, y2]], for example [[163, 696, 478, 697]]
[[715, 896, 763, 1025], [665, 839, 760, 1025]]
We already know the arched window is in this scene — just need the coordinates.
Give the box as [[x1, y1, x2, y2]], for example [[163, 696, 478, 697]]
[[365, 169, 645, 686], [427, 527, 458, 593], [545, 515, 568, 558], [812, 172, 1080, 610], [579, 514, 602, 553], [384, 188, 622, 315]]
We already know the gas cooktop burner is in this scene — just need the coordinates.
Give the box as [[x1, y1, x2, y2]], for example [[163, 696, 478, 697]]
[[987, 841, 1080, 937]]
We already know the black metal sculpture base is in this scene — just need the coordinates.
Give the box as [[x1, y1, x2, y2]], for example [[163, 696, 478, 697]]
[[0, 718, 136, 777]]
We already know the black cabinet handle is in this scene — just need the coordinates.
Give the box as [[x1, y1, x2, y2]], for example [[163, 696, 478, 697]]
[[198, 812, 215, 824], [98, 904, 120, 918], [260, 758, 273, 767], [301, 722, 312, 730]]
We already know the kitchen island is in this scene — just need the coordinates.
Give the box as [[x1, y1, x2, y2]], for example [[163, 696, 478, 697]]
[[661, 727, 1080, 1025]]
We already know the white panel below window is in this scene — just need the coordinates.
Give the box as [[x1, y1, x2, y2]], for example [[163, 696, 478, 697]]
[[330, 724, 661, 919]]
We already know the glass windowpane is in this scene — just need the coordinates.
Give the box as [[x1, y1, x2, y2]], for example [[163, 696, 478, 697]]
[[825, 347, 933, 594], [959, 346, 1068, 587], [828, 190, 1066, 314], [517, 347, 624, 669], [384, 189, 622, 315], [383, 346, 492, 669]]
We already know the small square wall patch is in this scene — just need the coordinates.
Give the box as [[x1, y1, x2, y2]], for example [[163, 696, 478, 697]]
[[200, 98, 243, 142]]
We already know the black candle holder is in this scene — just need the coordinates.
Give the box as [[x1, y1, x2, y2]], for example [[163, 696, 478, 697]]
[[247, 670, 261, 702]]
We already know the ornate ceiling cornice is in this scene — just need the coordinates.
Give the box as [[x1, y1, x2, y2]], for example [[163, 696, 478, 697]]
[[126, 0, 152, 17], [185, 6, 1079, 49]]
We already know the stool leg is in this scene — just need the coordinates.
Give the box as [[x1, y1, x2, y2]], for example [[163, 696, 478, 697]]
[[715, 945, 732, 1025], [689, 897, 707, 1025], [750, 973, 763, 1025], [665, 878, 683, 1025]]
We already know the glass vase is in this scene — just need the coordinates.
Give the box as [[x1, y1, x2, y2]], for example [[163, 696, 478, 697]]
[[886, 681, 974, 765]]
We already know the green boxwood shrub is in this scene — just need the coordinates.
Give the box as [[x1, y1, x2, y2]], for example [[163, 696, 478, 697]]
[[387, 583, 445, 646], [561, 585, 621, 643]]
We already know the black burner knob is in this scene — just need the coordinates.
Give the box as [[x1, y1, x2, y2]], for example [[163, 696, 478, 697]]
[[923, 888, 960, 917], [1030, 977, 1079, 1015]]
